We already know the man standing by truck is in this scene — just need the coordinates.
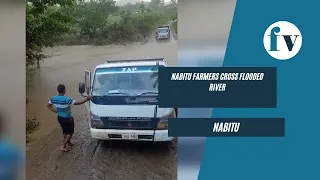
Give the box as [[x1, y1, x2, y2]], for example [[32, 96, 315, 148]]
[[47, 84, 92, 152]]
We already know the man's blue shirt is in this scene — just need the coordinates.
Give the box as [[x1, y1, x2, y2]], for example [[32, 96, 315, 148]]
[[49, 95, 75, 118]]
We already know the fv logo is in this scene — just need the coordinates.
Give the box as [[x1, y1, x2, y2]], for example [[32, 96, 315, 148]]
[[263, 21, 302, 60]]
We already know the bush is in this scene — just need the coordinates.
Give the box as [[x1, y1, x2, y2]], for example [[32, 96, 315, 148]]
[[172, 20, 177, 33], [60, 11, 171, 46], [26, 116, 39, 143], [26, 0, 177, 68], [26, 116, 39, 134], [26, 97, 39, 143]]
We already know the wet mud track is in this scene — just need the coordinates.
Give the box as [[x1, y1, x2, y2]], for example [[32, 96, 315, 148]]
[[27, 115, 177, 180], [26, 36, 177, 180]]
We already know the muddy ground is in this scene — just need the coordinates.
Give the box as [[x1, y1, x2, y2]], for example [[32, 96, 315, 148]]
[[26, 35, 177, 180]]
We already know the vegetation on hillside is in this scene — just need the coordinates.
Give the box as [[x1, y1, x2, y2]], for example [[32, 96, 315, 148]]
[[26, 0, 177, 68]]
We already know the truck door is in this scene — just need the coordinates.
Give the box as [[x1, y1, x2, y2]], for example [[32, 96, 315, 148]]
[[84, 70, 91, 114]]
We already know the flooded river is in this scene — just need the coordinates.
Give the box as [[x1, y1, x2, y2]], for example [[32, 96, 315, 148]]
[[26, 36, 177, 180]]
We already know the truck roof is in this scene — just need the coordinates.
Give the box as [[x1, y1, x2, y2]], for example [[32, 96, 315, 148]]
[[158, 26, 169, 29], [96, 58, 167, 69]]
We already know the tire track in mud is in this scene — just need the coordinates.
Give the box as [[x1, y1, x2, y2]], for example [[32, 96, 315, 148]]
[[27, 113, 177, 180], [87, 134, 177, 180]]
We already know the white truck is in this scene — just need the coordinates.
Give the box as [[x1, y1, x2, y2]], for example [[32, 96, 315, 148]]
[[78, 58, 176, 142], [155, 26, 170, 40]]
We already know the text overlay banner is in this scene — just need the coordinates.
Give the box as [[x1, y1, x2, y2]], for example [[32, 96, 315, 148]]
[[168, 118, 285, 137], [158, 67, 276, 108]]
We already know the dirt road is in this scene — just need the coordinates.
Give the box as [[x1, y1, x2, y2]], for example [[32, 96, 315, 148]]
[[26, 36, 177, 180]]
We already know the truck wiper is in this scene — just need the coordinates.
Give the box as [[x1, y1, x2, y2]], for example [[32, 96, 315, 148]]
[[103, 92, 131, 97], [130, 92, 158, 99]]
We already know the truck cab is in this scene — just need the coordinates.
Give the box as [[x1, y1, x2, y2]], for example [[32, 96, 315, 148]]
[[156, 26, 170, 40], [78, 58, 175, 142]]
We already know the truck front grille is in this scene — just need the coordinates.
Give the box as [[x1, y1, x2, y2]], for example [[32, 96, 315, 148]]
[[108, 120, 152, 129], [100, 117, 158, 130]]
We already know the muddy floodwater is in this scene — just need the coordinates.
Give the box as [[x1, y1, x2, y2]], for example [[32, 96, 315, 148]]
[[26, 36, 177, 180]]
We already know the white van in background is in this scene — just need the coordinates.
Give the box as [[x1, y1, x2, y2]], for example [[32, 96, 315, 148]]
[[156, 26, 170, 40], [78, 58, 176, 142]]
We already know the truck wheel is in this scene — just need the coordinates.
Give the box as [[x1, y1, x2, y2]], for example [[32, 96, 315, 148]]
[[165, 139, 177, 151], [162, 141, 173, 150]]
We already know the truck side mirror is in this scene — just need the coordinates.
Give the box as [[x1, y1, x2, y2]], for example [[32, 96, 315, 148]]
[[79, 82, 85, 94]]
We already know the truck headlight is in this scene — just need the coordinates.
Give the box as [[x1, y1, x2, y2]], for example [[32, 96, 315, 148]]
[[157, 109, 176, 130], [157, 121, 168, 129], [90, 112, 104, 128]]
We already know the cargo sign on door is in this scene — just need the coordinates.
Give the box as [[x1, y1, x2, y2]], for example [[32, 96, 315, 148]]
[[122, 134, 138, 140]]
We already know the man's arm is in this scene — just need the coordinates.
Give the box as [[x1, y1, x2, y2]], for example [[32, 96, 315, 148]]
[[73, 96, 92, 106], [47, 101, 57, 113]]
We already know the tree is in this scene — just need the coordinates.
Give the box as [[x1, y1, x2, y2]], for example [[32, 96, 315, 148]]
[[26, 0, 75, 67], [139, 2, 146, 13], [151, 72, 158, 88], [27, 0, 173, 48], [170, 0, 177, 6], [74, 0, 118, 39], [148, 0, 165, 12]]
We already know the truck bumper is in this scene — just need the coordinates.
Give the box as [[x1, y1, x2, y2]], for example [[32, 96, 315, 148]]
[[90, 128, 174, 142], [157, 37, 169, 40]]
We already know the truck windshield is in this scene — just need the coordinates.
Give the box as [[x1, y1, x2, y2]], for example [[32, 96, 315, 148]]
[[158, 29, 168, 33], [92, 66, 159, 97]]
